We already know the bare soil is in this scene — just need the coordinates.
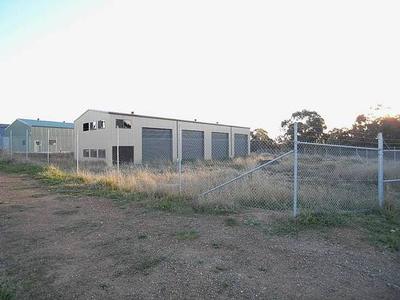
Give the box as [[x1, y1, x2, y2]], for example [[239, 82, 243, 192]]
[[0, 173, 399, 299]]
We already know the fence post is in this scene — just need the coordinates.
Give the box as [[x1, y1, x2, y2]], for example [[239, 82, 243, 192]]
[[10, 129, 13, 160], [117, 126, 120, 173], [76, 129, 79, 173], [47, 129, 50, 164], [178, 158, 182, 194], [378, 132, 384, 208], [25, 129, 28, 160], [177, 122, 182, 194], [293, 122, 299, 217]]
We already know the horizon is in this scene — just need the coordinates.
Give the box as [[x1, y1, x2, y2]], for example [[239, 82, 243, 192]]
[[1, 106, 397, 139]]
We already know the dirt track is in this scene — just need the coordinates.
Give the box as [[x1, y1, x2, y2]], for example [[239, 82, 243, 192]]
[[0, 173, 399, 299]]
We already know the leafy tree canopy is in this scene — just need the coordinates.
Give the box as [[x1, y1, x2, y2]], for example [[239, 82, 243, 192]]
[[281, 110, 327, 142]]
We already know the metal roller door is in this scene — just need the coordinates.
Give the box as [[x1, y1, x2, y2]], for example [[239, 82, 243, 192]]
[[212, 132, 229, 160], [142, 128, 172, 162], [182, 130, 204, 161], [234, 134, 249, 157]]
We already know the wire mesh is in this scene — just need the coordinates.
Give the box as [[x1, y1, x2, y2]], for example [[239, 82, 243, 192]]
[[194, 151, 294, 213], [383, 149, 400, 209], [1, 129, 76, 169], [182, 139, 292, 194], [1, 128, 399, 216], [298, 143, 379, 213]]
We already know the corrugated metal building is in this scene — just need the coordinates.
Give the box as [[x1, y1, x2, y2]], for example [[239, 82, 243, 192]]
[[5, 119, 74, 153], [75, 110, 250, 166], [0, 124, 9, 150]]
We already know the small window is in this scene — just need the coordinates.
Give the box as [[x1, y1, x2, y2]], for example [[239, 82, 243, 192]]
[[98, 149, 106, 158], [83, 149, 90, 157], [98, 120, 106, 129], [49, 140, 56, 146], [83, 123, 89, 131], [116, 119, 132, 129], [90, 122, 97, 130], [22, 140, 26, 146], [90, 149, 98, 158]]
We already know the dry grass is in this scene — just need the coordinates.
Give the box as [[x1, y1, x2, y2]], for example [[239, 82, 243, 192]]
[[1, 151, 399, 214]]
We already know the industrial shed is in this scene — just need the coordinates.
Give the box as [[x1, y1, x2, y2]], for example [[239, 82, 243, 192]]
[[0, 124, 9, 150], [5, 119, 74, 153], [75, 110, 250, 166]]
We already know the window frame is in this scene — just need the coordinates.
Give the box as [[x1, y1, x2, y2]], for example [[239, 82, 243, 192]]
[[98, 149, 106, 159], [116, 119, 132, 129], [98, 120, 106, 129], [83, 149, 90, 157], [90, 149, 98, 158], [89, 121, 97, 131]]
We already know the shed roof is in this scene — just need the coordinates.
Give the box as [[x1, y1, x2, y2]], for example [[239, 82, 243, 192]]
[[77, 109, 250, 130], [18, 119, 74, 129]]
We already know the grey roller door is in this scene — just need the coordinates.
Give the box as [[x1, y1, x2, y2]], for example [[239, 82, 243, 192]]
[[142, 128, 172, 162], [182, 130, 204, 161], [234, 134, 249, 157], [212, 132, 229, 160]]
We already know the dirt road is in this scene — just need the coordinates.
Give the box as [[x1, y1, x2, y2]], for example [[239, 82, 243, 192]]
[[0, 173, 399, 299]]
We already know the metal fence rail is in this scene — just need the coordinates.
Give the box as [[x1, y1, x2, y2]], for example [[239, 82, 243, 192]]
[[199, 150, 294, 197]]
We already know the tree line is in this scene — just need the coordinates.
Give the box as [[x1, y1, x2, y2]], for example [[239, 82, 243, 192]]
[[251, 109, 400, 151]]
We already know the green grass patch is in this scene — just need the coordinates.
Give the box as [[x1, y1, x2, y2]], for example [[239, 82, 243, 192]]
[[148, 195, 193, 214], [269, 212, 348, 236], [0, 282, 15, 300], [176, 229, 199, 241], [192, 202, 237, 215], [224, 217, 239, 227], [354, 209, 400, 251], [243, 217, 262, 227], [138, 234, 148, 240], [0, 159, 43, 176], [268, 210, 400, 252]]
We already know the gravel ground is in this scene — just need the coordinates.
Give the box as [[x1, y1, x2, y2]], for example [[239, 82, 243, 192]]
[[0, 172, 399, 299]]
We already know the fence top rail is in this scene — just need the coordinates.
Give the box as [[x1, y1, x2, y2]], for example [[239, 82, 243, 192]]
[[298, 141, 378, 151], [384, 149, 400, 153], [384, 179, 400, 183], [199, 150, 294, 197]]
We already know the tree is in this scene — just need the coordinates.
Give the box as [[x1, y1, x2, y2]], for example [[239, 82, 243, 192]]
[[379, 116, 400, 142], [250, 128, 277, 152], [324, 113, 400, 148], [281, 110, 327, 142], [325, 127, 353, 145]]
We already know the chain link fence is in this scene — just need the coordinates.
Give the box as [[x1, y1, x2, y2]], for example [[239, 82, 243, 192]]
[[1, 126, 399, 216], [383, 148, 400, 210], [2, 128, 75, 169], [297, 143, 379, 214]]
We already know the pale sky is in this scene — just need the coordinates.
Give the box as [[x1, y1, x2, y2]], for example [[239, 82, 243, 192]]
[[0, 0, 399, 137]]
